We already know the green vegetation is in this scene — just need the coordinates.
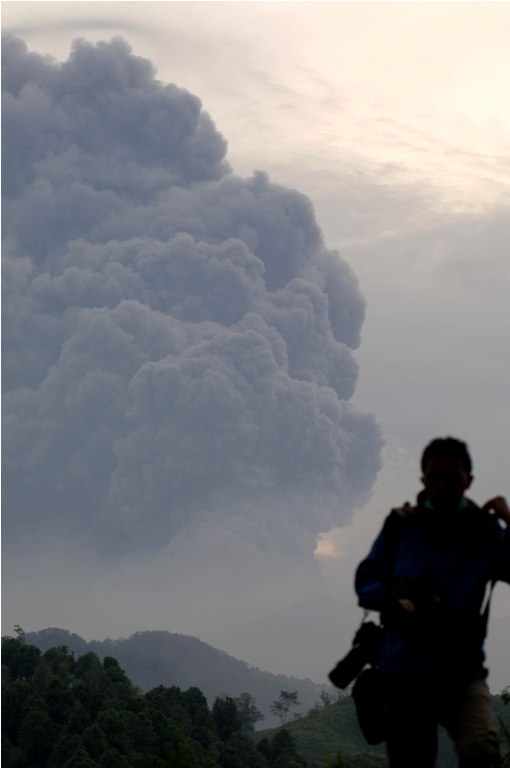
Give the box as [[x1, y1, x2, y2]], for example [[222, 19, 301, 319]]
[[257, 687, 510, 768], [1, 635, 306, 768], [234, 692, 265, 732], [270, 691, 301, 726], [4, 632, 509, 768], [256, 696, 387, 768]]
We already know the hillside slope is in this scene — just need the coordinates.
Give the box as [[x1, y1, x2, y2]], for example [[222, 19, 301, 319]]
[[25, 627, 333, 727], [257, 693, 510, 768]]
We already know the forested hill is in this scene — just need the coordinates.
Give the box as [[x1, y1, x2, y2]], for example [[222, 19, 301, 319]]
[[2, 635, 308, 768], [4, 634, 509, 768], [25, 628, 333, 727]]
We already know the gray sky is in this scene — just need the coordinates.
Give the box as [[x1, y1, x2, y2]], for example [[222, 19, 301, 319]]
[[2, 1, 509, 690]]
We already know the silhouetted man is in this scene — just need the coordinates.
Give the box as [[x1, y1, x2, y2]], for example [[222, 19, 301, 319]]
[[355, 437, 510, 768]]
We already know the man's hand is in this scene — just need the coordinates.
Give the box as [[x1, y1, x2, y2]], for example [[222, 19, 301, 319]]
[[397, 598, 416, 614], [482, 496, 510, 525], [381, 579, 417, 624]]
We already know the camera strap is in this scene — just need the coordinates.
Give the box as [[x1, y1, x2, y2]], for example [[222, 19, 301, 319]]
[[479, 579, 495, 633]]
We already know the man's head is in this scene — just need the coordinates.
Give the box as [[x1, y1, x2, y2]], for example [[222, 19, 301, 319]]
[[420, 437, 473, 510]]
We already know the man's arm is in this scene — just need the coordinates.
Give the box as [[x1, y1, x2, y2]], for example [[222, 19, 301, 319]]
[[355, 539, 391, 612], [483, 496, 510, 584], [355, 511, 405, 612], [355, 506, 420, 621]]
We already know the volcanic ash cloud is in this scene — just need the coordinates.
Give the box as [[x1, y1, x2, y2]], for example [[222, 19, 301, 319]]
[[2, 36, 382, 612]]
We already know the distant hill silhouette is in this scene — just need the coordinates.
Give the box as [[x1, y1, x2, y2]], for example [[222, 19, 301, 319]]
[[25, 627, 334, 727]]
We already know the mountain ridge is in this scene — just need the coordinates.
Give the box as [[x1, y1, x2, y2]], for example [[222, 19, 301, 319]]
[[24, 627, 335, 727]]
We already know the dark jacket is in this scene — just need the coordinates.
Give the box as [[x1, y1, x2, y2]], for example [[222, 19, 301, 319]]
[[355, 494, 510, 679]]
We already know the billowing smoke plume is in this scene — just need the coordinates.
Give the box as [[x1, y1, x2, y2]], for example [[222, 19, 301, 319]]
[[2, 36, 381, 638]]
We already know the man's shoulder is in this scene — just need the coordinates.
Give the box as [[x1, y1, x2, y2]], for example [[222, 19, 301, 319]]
[[380, 504, 417, 541], [389, 502, 417, 521], [383, 502, 418, 531]]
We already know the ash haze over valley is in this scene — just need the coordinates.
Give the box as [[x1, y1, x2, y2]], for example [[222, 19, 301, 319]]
[[3, 3, 510, 692]]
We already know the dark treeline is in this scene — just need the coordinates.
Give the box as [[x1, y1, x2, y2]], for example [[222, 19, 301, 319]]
[[2, 635, 307, 768], [4, 633, 508, 768]]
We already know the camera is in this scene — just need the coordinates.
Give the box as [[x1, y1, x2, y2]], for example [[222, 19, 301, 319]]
[[328, 621, 384, 689]]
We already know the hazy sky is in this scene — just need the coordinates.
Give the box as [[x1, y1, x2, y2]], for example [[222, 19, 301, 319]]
[[2, 1, 509, 690]]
